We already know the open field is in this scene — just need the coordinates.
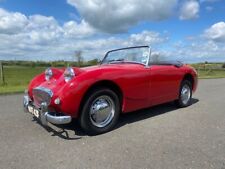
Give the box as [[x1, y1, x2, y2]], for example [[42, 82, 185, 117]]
[[0, 63, 225, 94], [197, 69, 225, 79], [0, 66, 45, 94], [191, 63, 225, 78]]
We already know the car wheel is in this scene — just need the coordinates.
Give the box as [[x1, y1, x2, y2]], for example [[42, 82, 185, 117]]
[[176, 80, 192, 108], [79, 88, 120, 135]]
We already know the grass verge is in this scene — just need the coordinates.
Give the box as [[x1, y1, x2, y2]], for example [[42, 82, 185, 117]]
[[0, 66, 45, 95], [0, 85, 26, 95], [197, 69, 225, 79]]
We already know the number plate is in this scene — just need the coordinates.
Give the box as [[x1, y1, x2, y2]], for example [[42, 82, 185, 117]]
[[28, 105, 40, 118]]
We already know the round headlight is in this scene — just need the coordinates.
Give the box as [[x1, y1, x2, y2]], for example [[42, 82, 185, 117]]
[[64, 67, 75, 82], [45, 68, 53, 81]]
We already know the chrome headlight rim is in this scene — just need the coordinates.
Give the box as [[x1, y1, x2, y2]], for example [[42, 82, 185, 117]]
[[64, 67, 75, 82], [45, 68, 53, 81]]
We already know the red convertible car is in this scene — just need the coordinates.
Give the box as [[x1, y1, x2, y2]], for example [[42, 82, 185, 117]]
[[23, 46, 198, 135]]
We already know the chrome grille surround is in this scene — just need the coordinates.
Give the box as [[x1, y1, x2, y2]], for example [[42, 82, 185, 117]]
[[32, 87, 53, 107]]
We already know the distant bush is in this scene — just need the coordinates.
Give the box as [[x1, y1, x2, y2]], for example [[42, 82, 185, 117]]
[[222, 63, 225, 69]]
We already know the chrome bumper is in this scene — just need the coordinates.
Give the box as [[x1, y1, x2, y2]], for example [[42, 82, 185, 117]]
[[23, 94, 72, 126]]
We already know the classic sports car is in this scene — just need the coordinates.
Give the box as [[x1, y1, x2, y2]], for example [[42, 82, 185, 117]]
[[23, 46, 198, 135]]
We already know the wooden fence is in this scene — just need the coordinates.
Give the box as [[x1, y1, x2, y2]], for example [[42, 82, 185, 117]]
[[0, 62, 5, 85]]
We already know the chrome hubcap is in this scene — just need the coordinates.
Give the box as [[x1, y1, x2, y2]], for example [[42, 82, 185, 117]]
[[89, 95, 115, 128], [181, 84, 191, 105]]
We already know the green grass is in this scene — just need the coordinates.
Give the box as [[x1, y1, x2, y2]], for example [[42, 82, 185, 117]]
[[191, 63, 224, 70], [0, 64, 225, 94], [197, 69, 225, 79], [0, 85, 28, 95], [0, 66, 45, 94]]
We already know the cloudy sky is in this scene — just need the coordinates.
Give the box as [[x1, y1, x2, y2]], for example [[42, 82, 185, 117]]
[[0, 0, 224, 62]]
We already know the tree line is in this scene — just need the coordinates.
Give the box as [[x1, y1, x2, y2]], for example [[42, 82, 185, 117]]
[[0, 59, 99, 68]]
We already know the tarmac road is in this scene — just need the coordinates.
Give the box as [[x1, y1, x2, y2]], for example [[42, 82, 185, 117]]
[[0, 79, 225, 169]]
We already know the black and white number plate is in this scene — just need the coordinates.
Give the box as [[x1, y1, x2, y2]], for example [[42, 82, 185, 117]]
[[28, 105, 40, 118]]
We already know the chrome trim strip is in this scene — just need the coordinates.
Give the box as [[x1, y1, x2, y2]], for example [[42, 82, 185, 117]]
[[109, 60, 146, 66], [46, 113, 72, 125], [146, 46, 151, 68], [23, 95, 29, 113]]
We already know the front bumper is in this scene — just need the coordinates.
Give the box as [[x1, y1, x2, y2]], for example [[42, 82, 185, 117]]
[[23, 94, 72, 126]]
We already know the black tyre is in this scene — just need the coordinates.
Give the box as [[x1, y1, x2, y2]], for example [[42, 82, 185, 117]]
[[176, 80, 192, 108], [79, 88, 120, 135]]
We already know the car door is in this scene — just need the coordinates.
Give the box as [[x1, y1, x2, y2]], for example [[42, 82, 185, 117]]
[[148, 64, 183, 106]]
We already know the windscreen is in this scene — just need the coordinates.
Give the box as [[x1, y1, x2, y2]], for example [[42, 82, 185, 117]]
[[102, 47, 150, 65]]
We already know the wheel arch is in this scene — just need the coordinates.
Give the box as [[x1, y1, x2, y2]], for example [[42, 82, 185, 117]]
[[182, 73, 194, 89], [78, 80, 123, 117]]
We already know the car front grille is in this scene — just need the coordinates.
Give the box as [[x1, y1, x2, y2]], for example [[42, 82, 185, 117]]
[[32, 87, 53, 107]]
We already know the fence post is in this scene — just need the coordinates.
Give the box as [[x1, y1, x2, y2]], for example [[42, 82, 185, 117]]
[[0, 61, 5, 85]]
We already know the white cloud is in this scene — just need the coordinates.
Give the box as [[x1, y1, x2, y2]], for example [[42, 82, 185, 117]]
[[0, 8, 168, 61], [128, 31, 168, 46], [0, 8, 95, 38], [179, 0, 200, 20], [0, 8, 28, 34], [204, 22, 225, 42], [156, 22, 225, 62], [25, 15, 63, 44], [0, 8, 225, 63], [156, 39, 225, 63], [67, 0, 177, 33], [0, 31, 166, 61], [0, 8, 96, 60], [27, 15, 61, 33], [63, 20, 96, 38]]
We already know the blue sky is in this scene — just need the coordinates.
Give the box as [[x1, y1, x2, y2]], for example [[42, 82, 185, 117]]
[[0, 0, 224, 62]]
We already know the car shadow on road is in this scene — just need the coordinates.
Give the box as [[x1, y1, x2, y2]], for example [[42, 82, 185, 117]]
[[38, 98, 199, 140], [116, 98, 199, 129], [33, 118, 84, 140]]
